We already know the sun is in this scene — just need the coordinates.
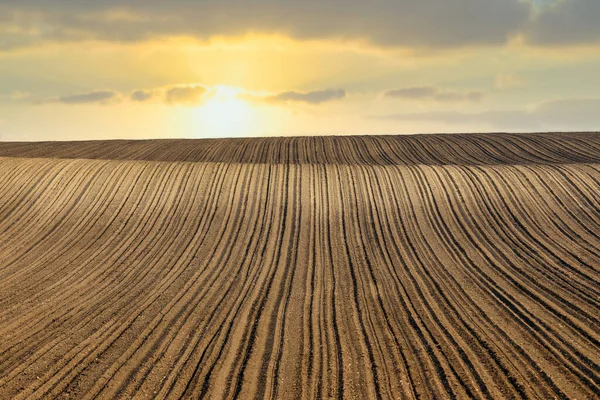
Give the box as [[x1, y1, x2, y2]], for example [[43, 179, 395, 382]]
[[194, 86, 255, 137]]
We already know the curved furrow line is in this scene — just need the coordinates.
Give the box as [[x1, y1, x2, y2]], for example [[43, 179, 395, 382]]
[[0, 160, 142, 297], [512, 164, 600, 261], [420, 166, 599, 395], [487, 165, 600, 282], [361, 166, 505, 398], [105, 163, 262, 398], [4, 162, 193, 398], [17, 159, 234, 396], [0, 159, 105, 274], [80, 162, 243, 399], [464, 166, 600, 329], [163, 164, 284, 398], [434, 166, 600, 350], [397, 164, 572, 398], [550, 164, 600, 232], [395, 166, 537, 398], [224, 165, 294, 399], [0, 162, 176, 365], [0, 160, 143, 309], [354, 167, 427, 397], [149, 166, 275, 399], [163, 168, 283, 399], [456, 166, 600, 312], [318, 165, 345, 400], [353, 165, 466, 399], [326, 166, 387, 399], [371, 166, 539, 399], [0, 159, 210, 384], [343, 167, 402, 399]]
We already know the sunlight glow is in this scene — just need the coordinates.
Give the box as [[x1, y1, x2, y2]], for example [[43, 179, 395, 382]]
[[193, 86, 256, 137]]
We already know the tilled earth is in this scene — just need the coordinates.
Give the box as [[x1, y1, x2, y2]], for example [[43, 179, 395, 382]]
[[0, 133, 599, 399]]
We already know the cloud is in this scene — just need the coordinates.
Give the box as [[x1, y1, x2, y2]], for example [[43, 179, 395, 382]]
[[4, 1, 600, 49], [272, 89, 346, 104], [376, 97, 600, 131], [33, 85, 207, 106], [528, 0, 600, 45], [245, 89, 346, 105], [131, 85, 207, 105], [130, 90, 155, 102], [495, 73, 527, 89], [164, 85, 207, 105], [41, 90, 119, 105], [0, 1, 532, 49], [385, 86, 485, 102], [385, 87, 437, 99], [25, 84, 345, 107], [36, 85, 345, 107]]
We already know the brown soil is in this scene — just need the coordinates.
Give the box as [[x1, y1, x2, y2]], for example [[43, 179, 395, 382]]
[[0, 133, 599, 399]]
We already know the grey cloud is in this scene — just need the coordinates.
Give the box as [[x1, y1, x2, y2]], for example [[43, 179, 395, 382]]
[[165, 85, 207, 105], [385, 86, 485, 102], [36, 85, 346, 107], [132, 85, 206, 104], [377, 98, 600, 131], [131, 90, 154, 102], [270, 89, 346, 104], [43, 90, 118, 104], [528, 0, 600, 45], [143, 86, 344, 106], [385, 87, 437, 99], [245, 89, 346, 105], [6, 1, 600, 49], [36, 85, 204, 106], [0, 1, 531, 49]]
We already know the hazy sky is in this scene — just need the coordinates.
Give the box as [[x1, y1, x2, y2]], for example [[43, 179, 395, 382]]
[[1, 0, 599, 140]]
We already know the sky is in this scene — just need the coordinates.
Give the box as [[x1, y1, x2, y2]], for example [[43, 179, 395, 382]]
[[0, 0, 599, 140]]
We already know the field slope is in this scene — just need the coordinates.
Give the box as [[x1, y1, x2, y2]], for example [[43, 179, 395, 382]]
[[0, 133, 599, 399]]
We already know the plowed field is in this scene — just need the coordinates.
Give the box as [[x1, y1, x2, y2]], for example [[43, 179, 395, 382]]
[[0, 133, 599, 399]]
